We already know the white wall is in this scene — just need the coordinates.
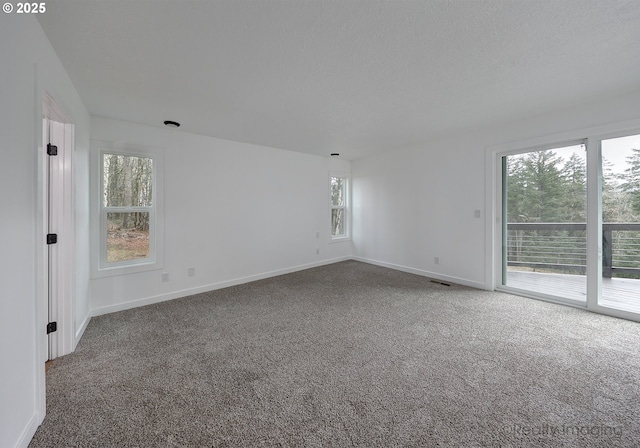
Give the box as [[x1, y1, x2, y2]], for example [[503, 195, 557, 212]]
[[90, 117, 351, 315], [0, 14, 90, 448], [352, 89, 640, 289]]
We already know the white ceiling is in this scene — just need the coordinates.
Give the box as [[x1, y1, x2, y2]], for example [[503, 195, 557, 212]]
[[38, 0, 640, 160]]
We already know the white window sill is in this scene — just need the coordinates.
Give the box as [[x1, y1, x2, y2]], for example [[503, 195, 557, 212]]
[[91, 259, 162, 279], [329, 236, 351, 243]]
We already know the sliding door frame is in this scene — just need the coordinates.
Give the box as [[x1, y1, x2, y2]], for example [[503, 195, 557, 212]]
[[588, 129, 640, 318], [585, 136, 601, 313], [495, 139, 588, 308]]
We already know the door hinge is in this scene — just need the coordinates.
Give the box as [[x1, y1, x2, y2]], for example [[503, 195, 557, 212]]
[[47, 143, 58, 156], [47, 322, 57, 334], [47, 233, 57, 245]]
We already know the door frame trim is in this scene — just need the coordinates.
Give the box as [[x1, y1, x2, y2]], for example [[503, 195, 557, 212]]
[[36, 90, 75, 424]]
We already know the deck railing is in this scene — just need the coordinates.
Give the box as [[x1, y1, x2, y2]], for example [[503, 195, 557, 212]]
[[506, 223, 640, 278]]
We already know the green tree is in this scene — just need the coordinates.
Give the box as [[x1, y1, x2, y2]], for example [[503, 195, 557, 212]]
[[506, 156, 527, 223], [620, 148, 640, 219], [560, 152, 586, 222], [506, 150, 586, 269], [601, 157, 629, 222], [520, 150, 565, 222]]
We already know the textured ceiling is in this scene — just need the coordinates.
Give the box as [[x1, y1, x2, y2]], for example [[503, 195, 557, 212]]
[[38, 0, 640, 160]]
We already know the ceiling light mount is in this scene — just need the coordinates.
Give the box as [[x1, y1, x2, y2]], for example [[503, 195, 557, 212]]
[[164, 120, 180, 128]]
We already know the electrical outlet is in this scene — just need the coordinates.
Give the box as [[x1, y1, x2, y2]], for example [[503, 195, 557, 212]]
[[316, 248, 320, 255], [188, 267, 195, 277], [161, 272, 169, 282], [316, 231, 320, 238], [474, 209, 481, 218], [434, 257, 440, 265]]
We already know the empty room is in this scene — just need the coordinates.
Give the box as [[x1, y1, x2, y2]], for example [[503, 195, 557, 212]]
[[3, 1, 640, 447]]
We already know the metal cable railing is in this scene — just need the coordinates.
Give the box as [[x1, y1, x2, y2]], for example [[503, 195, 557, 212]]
[[507, 223, 640, 277]]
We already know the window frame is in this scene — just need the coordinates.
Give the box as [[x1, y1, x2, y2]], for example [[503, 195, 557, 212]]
[[329, 171, 351, 242], [91, 141, 164, 278]]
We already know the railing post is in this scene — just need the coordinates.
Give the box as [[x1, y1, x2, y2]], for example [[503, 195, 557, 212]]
[[602, 227, 612, 278]]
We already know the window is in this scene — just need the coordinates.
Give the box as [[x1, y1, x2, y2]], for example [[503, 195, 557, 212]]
[[92, 142, 163, 277], [102, 153, 153, 264], [330, 175, 349, 239]]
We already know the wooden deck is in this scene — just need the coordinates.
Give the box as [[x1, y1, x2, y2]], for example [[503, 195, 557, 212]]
[[505, 270, 640, 313]]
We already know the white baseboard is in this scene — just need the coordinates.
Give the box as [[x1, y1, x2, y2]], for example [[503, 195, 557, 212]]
[[14, 413, 39, 448], [91, 256, 488, 317], [91, 256, 351, 316], [352, 256, 487, 290], [75, 312, 91, 347]]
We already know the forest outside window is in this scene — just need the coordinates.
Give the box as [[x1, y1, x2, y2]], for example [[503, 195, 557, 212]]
[[96, 147, 162, 274], [102, 153, 153, 266], [331, 175, 349, 239]]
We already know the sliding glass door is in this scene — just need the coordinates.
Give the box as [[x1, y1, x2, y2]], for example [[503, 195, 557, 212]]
[[498, 131, 640, 319], [599, 134, 640, 314], [502, 143, 587, 304]]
